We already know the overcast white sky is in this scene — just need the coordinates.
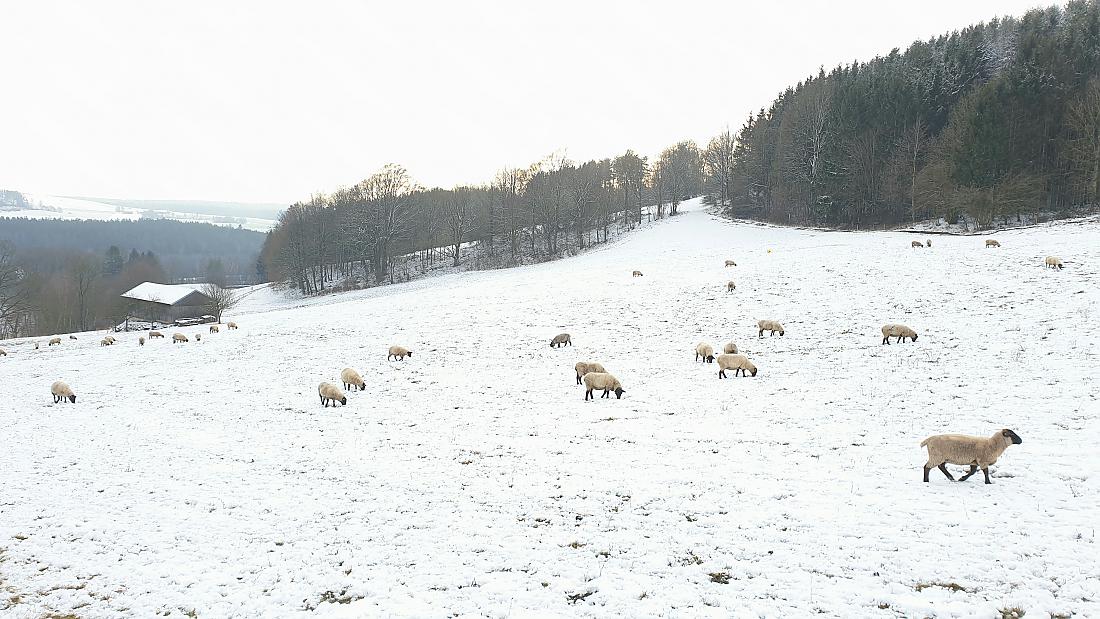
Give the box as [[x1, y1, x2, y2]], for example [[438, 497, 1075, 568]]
[[1, 0, 1047, 203]]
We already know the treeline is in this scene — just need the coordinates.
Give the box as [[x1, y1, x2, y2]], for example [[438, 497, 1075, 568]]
[[710, 0, 1100, 227], [260, 144, 702, 293]]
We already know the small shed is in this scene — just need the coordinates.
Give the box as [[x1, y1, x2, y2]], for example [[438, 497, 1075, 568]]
[[120, 282, 214, 323]]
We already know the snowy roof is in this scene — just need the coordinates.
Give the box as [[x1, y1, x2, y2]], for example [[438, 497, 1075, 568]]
[[121, 282, 213, 306]]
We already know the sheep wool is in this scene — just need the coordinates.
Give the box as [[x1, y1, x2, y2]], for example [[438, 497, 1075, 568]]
[[695, 342, 715, 363], [550, 333, 571, 348], [921, 429, 1022, 484], [341, 367, 366, 391], [757, 320, 785, 337], [722, 341, 738, 355], [574, 361, 607, 385], [582, 372, 624, 400], [1045, 256, 1064, 269], [716, 353, 757, 378], [388, 345, 412, 360], [48, 337, 61, 346], [172, 333, 189, 344], [986, 239, 1001, 248], [881, 323, 918, 345], [318, 381, 347, 407], [51, 380, 76, 404]]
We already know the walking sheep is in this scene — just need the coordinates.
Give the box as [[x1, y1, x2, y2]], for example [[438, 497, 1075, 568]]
[[986, 239, 1001, 248], [51, 381, 76, 404], [716, 353, 757, 378], [550, 333, 572, 348], [341, 367, 366, 391], [757, 320, 784, 337], [574, 361, 607, 385], [1045, 256, 1063, 269], [582, 372, 625, 400], [921, 429, 1022, 484], [388, 345, 412, 360], [318, 382, 347, 407], [881, 324, 917, 344], [695, 342, 715, 363], [632, 270, 643, 277]]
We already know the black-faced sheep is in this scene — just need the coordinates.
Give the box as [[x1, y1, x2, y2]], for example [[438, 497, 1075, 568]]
[[695, 342, 715, 363], [724, 259, 737, 267], [1045, 256, 1063, 269], [388, 345, 412, 360], [341, 367, 366, 391], [582, 372, 624, 400], [722, 341, 738, 354], [986, 239, 1001, 248], [550, 333, 571, 348], [51, 381, 76, 404], [172, 333, 189, 344], [716, 353, 757, 378], [227, 322, 239, 329], [632, 270, 643, 277], [149, 331, 164, 339], [68, 335, 78, 340], [318, 382, 347, 407], [911, 240, 924, 248], [210, 324, 220, 333], [880, 324, 917, 344], [757, 320, 784, 337], [727, 281, 736, 292], [574, 361, 607, 385], [921, 429, 1022, 484], [139, 337, 145, 346], [48, 337, 61, 346]]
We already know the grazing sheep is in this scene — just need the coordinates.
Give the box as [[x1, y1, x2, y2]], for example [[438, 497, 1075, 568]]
[[724, 259, 737, 267], [209, 324, 220, 333], [149, 331, 164, 339], [172, 333, 189, 344], [51, 381, 76, 404], [0, 348, 6, 357], [48, 337, 61, 346], [582, 372, 624, 400], [722, 341, 738, 354], [716, 353, 757, 378], [926, 239, 932, 248], [921, 429, 1022, 484], [387, 345, 412, 360], [341, 367, 366, 391], [550, 333, 572, 348], [195, 333, 202, 341], [574, 361, 607, 385], [35, 342, 39, 349], [632, 270, 643, 277], [68, 335, 78, 340], [695, 342, 715, 363], [1045, 255, 1063, 270], [227, 322, 238, 329], [103, 335, 116, 344], [727, 281, 736, 292], [100, 338, 112, 347], [757, 320, 784, 337], [880, 323, 918, 345], [911, 240, 924, 248], [318, 381, 347, 407], [139, 337, 145, 346], [985, 239, 1001, 248]]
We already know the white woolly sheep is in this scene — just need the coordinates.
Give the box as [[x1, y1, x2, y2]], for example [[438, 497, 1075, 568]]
[[209, 324, 220, 333], [716, 353, 757, 378], [757, 320, 784, 337], [341, 367, 366, 391], [727, 281, 736, 292], [318, 381, 347, 407], [695, 342, 715, 363], [632, 270, 643, 277], [985, 239, 1001, 248], [582, 372, 625, 400], [227, 322, 238, 329], [51, 380, 76, 404], [0, 348, 6, 357], [722, 341, 738, 355], [881, 323, 917, 345], [550, 333, 572, 348], [103, 335, 116, 344], [139, 337, 145, 346], [911, 240, 924, 248], [921, 429, 1022, 484], [48, 337, 61, 346], [1045, 256, 1063, 270], [724, 259, 737, 267], [149, 331, 164, 339], [574, 361, 607, 385], [100, 338, 112, 347], [172, 333, 189, 344], [387, 345, 412, 360], [926, 239, 932, 248], [195, 333, 202, 341]]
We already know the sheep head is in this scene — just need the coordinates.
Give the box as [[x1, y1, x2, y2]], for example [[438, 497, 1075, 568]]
[[1002, 429, 1022, 445], [911, 333, 918, 342], [339, 396, 347, 406], [614, 387, 624, 399], [69, 395, 77, 403], [705, 355, 715, 363], [750, 368, 758, 377]]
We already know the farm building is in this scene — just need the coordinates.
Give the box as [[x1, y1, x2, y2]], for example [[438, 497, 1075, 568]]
[[120, 282, 215, 324]]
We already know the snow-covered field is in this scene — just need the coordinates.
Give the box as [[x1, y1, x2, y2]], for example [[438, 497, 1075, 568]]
[[1, 199, 1097, 618]]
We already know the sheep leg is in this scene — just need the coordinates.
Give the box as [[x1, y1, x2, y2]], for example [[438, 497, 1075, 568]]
[[958, 464, 978, 481], [982, 467, 992, 484], [923, 465, 931, 482], [718, 369, 725, 379], [882, 336, 889, 345], [758, 329, 764, 338], [602, 389, 609, 398], [937, 463, 955, 481], [585, 389, 592, 401], [576, 374, 582, 385]]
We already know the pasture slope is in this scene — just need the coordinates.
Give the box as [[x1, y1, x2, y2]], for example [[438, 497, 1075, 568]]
[[1, 199, 1098, 618]]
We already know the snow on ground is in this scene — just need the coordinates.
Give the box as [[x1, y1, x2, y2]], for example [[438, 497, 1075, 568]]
[[8, 194, 276, 232], [1, 198, 1098, 618]]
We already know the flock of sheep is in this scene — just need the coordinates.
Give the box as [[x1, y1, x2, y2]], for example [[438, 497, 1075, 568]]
[[316, 345, 413, 407]]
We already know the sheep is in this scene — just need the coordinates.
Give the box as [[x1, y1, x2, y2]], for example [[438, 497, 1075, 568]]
[[100, 338, 112, 347], [926, 239, 932, 248], [103, 335, 116, 344], [172, 333, 189, 344], [724, 259, 737, 267], [48, 337, 61, 346], [582, 372, 624, 400], [911, 240, 924, 248], [550, 333, 572, 348], [574, 361, 607, 385], [632, 270, 644, 277], [227, 322, 238, 329], [318, 381, 347, 407], [51, 380, 76, 404], [985, 239, 1001, 248], [341, 367, 366, 391], [722, 341, 738, 355], [921, 429, 1022, 484], [757, 320, 784, 337], [195, 333, 202, 341], [149, 331, 164, 339], [388, 345, 412, 360], [209, 324, 220, 333], [880, 323, 918, 345], [139, 336, 145, 346], [695, 342, 715, 363], [716, 353, 757, 378], [727, 281, 736, 292], [1045, 255, 1063, 270], [35, 342, 39, 349], [68, 335, 78, 340], [0, 348, 6, 357]]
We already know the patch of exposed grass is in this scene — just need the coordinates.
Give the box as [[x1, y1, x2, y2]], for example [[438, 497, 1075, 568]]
[[566, 590, 595, 604], [708, 572, 731, 584], [915, 581, 971, 593], [999, 608, 1025, 619]]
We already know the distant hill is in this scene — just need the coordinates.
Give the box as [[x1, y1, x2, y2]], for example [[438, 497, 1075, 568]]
[[76, 197, 286, 221]]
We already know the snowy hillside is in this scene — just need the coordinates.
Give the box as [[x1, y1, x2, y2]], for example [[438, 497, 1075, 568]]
[[1, 198, 1097, 618], [5, 194, 277, 232]]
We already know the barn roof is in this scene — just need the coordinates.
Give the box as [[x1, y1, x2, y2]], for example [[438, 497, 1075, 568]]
[[121, 282, 214, 306]]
